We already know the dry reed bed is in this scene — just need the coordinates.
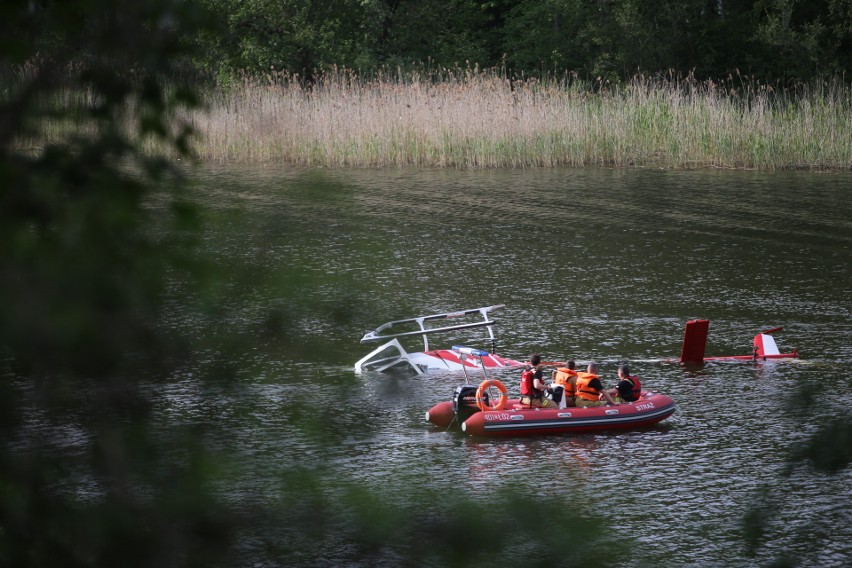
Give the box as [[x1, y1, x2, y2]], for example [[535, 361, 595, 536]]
[[190, 70, 852, 169], [11, 67, 850, 170]]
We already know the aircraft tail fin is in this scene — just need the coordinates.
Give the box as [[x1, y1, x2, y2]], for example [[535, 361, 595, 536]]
[[753, 328, 782, 357], [680, 319, 709, 363]]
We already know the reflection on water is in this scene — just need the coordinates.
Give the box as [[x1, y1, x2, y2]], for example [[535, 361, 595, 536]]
[[20, 166, 847, 566], [173, 166, 849, 567]]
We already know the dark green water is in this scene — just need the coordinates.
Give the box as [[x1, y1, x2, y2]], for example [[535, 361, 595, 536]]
[[24, 166, 849, 566], [165, 166, 850, 566]]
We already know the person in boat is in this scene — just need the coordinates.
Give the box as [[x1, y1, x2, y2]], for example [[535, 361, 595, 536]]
[[574, 362, 620, 407], [519, 354, 557, 408], [551, 360, 578, 408], [605, 364, 642, 403]]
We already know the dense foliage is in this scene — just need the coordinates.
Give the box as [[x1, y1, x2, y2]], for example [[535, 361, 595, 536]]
[[1, 0, 849, 566], [0, 0, 222, 565], [0, 1, 625, 565], [194, 0, 852, 82]]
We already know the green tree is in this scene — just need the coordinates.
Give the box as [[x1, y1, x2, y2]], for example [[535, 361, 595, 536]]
[[0, 0, 237, 565], [376, 0, 502, 69], [498, 1, 720, 80], [3, 0, 848, 565], [752, 0, 852, 80], [191, 0, 852, 84], [196, 0, 388, 80], [0, 1, 627, 566], [497, 0, 591, 76]]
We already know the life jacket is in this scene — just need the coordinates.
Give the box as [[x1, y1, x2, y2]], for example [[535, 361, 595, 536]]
[[622, 375, 642, 402], [575, 372, 601, 401], [553, 368, 578, 396], [520, 367, 543, 397]]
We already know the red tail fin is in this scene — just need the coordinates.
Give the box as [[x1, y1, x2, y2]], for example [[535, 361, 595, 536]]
[[680, 319, 709, 363]]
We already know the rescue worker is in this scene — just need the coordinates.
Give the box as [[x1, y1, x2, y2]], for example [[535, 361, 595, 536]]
[[606, 364, 642, 403], [519, 354, 557, 408], [574, 362, 619, 407], [551, 359, 578, 408]]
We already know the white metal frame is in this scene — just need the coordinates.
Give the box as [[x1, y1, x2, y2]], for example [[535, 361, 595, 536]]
[[354, 305, 505, 374]]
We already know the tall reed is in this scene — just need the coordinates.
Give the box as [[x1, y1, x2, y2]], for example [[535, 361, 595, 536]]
[[16, 65, 852, 170], [193, 67, 852, 169]]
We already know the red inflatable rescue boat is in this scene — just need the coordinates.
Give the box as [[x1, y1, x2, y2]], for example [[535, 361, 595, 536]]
[[457, 391, 676, 437], [425, 371, 676, 438]]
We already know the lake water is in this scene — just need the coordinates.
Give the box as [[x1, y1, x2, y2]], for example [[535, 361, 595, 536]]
[[23, 166, 848, 566], [165, 166, 850, 567]]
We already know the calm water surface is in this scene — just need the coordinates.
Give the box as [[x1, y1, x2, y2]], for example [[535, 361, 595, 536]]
[[163, 167, 849, 566]]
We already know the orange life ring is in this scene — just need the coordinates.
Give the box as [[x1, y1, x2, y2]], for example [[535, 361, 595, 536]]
[[475, 379, 508, 411]]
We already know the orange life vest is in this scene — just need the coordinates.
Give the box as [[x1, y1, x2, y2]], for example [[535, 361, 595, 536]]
[[553, 368, 578, 396], [575, 372, 602, 401]]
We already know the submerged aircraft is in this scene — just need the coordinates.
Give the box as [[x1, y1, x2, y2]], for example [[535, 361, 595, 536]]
[[679, 319, 798, 364], [354, 306, 799, 375], [354, 305, 523, 374]]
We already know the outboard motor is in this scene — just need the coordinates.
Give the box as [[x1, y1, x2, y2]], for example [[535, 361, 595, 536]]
[[453, 384, 485, 423]]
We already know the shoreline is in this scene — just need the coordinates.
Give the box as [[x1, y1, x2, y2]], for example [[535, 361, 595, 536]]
[[189, 71, 852, 171], [24, 69, 852, 171]]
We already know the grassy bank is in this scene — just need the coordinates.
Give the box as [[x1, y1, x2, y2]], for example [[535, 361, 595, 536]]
[[17, 67, 852, 170], [191, 68, 852, 170]]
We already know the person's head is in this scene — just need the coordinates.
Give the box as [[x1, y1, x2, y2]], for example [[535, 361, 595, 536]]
[[618, 364, 630, 378], [587, 362, 598, 374], [567, 360, 575, 370], [530, 354, 541, 366]]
